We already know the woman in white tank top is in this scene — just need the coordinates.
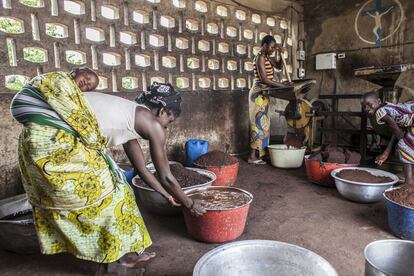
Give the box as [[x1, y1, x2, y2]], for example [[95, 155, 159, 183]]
[[84, 82, 206, 270], [84, 83, 205, 214]]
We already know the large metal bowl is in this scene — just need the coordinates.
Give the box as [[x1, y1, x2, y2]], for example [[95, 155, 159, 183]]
[[194, 240, 338, 276], [132, 167, 216, 216], [331, 167, 398, 203], [365, 239, 414, 276]]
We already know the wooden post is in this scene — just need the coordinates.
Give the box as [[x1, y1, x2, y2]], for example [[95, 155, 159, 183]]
[[331, 98, 338, 146], [360, 108, 368, 165]]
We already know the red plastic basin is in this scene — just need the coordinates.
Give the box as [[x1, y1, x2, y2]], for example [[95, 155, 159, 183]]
[[183, 187, 253, 243], [193, 162, 239, 187], [304, 155, 359, 187]]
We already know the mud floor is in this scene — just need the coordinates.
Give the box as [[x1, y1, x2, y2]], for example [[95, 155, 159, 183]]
[[0, 159, 394, 275]]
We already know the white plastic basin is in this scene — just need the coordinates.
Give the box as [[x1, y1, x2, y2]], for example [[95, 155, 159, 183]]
[[268, 144, 306, 168]]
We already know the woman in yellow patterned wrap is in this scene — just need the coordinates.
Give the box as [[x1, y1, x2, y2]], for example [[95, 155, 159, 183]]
[[249, 35, 288, 164], [11, 69, 205, 271]]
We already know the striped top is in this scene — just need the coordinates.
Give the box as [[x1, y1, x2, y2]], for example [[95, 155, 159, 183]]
[[253, 53, 274, 85], [376, 102, 414, 127]]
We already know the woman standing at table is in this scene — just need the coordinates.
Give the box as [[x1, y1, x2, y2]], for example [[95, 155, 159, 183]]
[[248, 35, 288, 164]]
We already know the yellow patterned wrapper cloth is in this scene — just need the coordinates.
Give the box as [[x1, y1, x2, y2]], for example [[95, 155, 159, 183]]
[[11, 72, 152, 263], [249, 83, 270, 158]]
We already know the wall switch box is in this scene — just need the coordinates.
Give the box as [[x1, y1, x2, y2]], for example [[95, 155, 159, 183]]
[[337, 52, 346, 59], [297, 50, 306, 61], [315, 53, 336, 70], [298, 68, 305, 78]]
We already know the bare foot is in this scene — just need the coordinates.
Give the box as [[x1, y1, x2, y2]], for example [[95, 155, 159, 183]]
[[129, 267, 145, 276], [95, 264, 106, 276], [101, 263, 146, 276], [118, 252, 156, 268]]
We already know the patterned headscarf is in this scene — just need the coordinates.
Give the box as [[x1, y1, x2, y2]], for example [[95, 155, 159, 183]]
[[135, 82, 182, 115]]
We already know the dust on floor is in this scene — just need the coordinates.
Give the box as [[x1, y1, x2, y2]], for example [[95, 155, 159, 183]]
[[0, 160, 394, 275]]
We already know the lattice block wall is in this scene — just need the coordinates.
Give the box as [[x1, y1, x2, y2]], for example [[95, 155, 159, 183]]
[[0, 0, 295, 92]]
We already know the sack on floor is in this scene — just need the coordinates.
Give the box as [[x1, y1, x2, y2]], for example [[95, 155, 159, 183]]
[[0, 194, 39, 254]]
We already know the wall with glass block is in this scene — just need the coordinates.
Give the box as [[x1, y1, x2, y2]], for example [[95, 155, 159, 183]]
[[0, 0, 297, 92]]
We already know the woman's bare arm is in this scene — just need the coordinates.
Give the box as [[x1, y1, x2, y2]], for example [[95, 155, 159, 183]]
[[148, 125, 205, 216], [382, 115, 405, 140], [268, 47, 284, 70], [375, 134, 396, 165], [147, 124, 192, 205], [133, 108, 205, 215], [123, 139, 177, 204], [385, 134, 396, 152]]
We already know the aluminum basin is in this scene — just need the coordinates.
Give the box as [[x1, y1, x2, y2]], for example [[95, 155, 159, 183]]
[[331, 167, 398, 203], [365, 239, 414, 276], [132, 167, 216, 216], [194, 240, 338, 276]]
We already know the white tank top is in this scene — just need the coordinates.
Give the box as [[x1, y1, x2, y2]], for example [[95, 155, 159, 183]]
[[83, 92, 148, 148]]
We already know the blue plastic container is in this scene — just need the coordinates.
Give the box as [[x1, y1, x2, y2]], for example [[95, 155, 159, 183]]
[[384, 187, 414, 240], [185, 139, 209, 167], [119, 166, 137, 185]]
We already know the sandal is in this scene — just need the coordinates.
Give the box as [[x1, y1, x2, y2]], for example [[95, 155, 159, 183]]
[[248, 159, 267, 165]]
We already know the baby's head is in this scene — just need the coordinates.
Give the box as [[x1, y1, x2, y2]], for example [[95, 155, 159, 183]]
[[71, 67, 99, 92]]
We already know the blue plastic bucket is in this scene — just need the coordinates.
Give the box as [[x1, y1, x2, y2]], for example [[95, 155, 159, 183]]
[[185, 139, 209, 167], [119, 164, 136, 185], [384, 187, 414, 240]]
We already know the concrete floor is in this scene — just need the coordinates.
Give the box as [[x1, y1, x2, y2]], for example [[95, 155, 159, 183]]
[[0, 159, 395, 276]]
